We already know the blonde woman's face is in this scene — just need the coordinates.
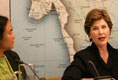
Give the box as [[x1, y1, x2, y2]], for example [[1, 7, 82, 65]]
[[89, 19, 110, 47]]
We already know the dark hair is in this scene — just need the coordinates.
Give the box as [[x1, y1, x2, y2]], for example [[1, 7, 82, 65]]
[[84, 9, 113, 40], [0, 15, 8, 39]]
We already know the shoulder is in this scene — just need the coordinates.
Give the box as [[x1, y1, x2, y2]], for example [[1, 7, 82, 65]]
[[107, 43, 118, 54], [114, 48, 118, 53], [111, 48, 118, 57], [108, 43, 118, 55], [74, 46, 93, 59], [4, 50, 20, 60]]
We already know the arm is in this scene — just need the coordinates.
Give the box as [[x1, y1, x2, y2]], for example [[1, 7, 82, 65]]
[[62, 49, 96, 80], [62, 57, 86, 80], [4, 50, 27, 79], [11, 50, 27, 79]]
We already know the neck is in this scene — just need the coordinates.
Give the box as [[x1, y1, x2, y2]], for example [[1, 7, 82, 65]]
[[98, 45, 107, 52], [97, 45, 109, 64], [0, 50, 4, 58]]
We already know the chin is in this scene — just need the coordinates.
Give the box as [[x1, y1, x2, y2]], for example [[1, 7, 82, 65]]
[[98, 42, 107, 47], [8, 46, 14, 50]]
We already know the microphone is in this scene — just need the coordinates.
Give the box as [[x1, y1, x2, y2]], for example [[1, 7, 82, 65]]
[[88, 60, 112, 80], [88, 60, 100, 77], [16, 59, 40, 80]]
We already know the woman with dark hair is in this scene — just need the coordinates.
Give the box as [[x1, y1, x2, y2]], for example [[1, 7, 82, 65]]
[[62, 8, 118, 80], [0, 15, 26, 80]]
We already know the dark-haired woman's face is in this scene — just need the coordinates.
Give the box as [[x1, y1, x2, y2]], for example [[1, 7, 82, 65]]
[[0, 21, 15, 51]]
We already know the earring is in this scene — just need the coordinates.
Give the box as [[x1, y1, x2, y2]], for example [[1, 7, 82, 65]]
[[89, 36, 92, 42]]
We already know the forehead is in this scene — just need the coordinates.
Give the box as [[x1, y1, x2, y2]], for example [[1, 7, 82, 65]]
[[5, 21, 12, 31], [91, 19, 108, 27]]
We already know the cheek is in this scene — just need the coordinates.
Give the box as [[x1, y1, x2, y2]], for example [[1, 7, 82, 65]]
[[0, 40, 6, 48], [90, 32, 98, 41], [90, 31, 96, 38], [106, 29, 110, 36], [1, 40, 12, 49], [0, 37, 11, 47]]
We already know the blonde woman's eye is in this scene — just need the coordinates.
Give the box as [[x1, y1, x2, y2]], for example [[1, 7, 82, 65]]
[[102, 25, 106, 29], [92, 27, 98, 30]]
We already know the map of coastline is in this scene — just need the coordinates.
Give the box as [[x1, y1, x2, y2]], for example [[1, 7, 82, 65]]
[[29, 0, 75, 62]]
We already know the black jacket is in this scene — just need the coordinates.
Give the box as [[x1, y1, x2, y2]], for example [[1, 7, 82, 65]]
[[62, 42, 118, 80], [4, 50, 26, 79]]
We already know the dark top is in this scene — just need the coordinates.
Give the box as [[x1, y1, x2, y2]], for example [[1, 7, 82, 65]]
[[4, 50, 26, 79], [62, 42, 118, 80]]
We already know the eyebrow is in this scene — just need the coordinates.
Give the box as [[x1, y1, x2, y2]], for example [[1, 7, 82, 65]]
[[91, 26, 98, 28]]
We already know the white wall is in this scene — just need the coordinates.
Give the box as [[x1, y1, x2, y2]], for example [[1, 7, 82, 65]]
[[0, 0, 10, 18]]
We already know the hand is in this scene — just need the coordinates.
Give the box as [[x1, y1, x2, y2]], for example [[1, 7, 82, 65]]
[[80, 78, 94, 80]]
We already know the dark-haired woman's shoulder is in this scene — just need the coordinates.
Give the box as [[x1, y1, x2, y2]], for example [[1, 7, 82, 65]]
[[4, 50, 20, 59]]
